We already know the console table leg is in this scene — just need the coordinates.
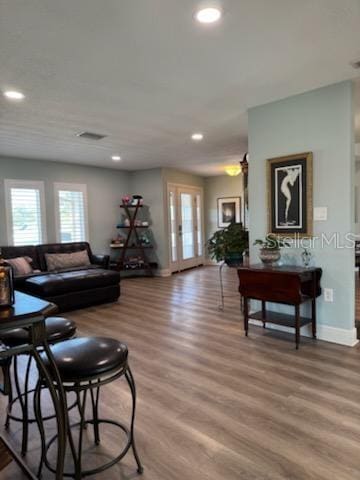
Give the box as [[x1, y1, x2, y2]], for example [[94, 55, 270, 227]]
[[295, 305, 300, 349], [312, 272, 317, 339], [312, 299, 317, 338], [262, 301, 266, 328], [243, 297, 249, 336]]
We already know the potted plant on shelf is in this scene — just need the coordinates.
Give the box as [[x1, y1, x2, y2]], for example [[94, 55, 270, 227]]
[[207, 223, 249, 266], [253, 234, 290, 264]]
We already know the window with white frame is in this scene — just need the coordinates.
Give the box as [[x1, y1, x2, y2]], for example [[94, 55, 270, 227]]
[[4, 179, 47, 246], [54, 183, 89, 243]]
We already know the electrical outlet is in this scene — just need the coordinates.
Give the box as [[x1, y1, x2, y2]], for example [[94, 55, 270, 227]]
[[324, 288, 334, 302]]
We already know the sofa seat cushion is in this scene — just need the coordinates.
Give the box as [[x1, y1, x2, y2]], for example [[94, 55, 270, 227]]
[[24, 269, 120, 297], [14, 271, 47, 290]]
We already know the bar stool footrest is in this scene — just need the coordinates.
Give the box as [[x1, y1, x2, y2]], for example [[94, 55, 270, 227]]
[[6, 388, 77, 424], [45, 419, 134, 478]]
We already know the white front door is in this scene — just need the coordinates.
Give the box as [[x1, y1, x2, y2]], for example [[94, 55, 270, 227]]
[[168, 184, 204, 272]]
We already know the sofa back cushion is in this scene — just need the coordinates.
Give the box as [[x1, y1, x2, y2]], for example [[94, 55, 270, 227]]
[[45, 250, 91, 271], [37, 242, 92, 271], [0, 245, 40, 270]]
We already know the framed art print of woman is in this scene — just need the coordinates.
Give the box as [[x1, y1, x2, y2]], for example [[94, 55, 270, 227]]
[[267, 152, 313, 237]]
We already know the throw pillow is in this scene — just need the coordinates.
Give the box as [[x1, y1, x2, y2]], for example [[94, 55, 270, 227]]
[[4, 256, 34, 277], [45, 250, 91, 271]]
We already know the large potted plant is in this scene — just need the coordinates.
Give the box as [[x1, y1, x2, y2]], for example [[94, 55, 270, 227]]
[[207, 223, 249, 266], [253, 234, 290, 264]]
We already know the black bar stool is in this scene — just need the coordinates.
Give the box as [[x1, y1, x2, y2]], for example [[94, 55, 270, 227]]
[[0, 357, 12, 396], [1, 316, 77, 456], [36, 336, 143, 479]]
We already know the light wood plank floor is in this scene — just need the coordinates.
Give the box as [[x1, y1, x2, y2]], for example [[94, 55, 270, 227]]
[[355, 274, 360, 322], [2, 266, 360, 479]]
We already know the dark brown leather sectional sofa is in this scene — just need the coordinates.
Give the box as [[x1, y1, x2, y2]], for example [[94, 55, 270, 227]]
[[1, 242, 120, 312]]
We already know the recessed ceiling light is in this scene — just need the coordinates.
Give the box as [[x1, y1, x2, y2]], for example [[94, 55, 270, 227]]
[[3, 90, 25, 100], [112, 155, 121, 161], [191, 133, 204, 141], [195, 7, 222, 24]]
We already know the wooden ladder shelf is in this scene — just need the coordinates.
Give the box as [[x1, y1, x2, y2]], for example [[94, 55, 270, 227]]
[[114, 201, 154, 276]]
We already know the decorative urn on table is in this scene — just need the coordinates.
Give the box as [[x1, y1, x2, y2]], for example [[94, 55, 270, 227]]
[[0, 252, 15, 307], [253, 234, 290, 265]]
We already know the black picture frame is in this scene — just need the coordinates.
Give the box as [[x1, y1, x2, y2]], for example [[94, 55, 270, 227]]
[[217, 197, 241, 228], [267, 152, 313, 237]]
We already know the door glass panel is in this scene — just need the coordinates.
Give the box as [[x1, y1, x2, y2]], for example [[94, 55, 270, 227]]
[[169, 191, 177, 262], [181, 193, 194, 260], [196, 194, 202, 256]]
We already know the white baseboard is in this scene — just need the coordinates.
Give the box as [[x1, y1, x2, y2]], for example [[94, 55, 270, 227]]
[[204, 258, 220, 266], [249, 319, 358, 347], [317, 325, 359, 347], [155, 268, 171, 277]]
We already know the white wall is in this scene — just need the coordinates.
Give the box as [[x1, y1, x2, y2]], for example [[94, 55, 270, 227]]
[[162, 168, 205, 189], [248, 81, 356, 346], [161, 168, 205, 272], [130, 168, 236, 271], [130, 168, 167, 270], [128, 168, 206, 272], [354, 160, 360, 235], [204, 174, 243, 244], [0, 157, 247, 273], [0, 156, 130, 254], [0, 159, 188, 271]]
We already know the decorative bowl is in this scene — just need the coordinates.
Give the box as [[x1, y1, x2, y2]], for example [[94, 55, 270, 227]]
[[259, 248, 281, 265]]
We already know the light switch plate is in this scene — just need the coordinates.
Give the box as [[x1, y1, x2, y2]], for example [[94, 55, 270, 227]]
[[314, 207, 328, 221]]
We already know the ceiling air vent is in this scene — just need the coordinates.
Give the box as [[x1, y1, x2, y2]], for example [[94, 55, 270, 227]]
[[76, 131, 107, 141], [350, 59, 360, 69]]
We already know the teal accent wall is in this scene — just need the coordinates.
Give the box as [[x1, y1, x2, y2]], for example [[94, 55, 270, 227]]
[[0, 156, 130, 254], [248, 81, 356, 344]]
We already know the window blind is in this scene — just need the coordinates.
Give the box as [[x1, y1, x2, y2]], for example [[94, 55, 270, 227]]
[[58, 190, 86, 242], [9, 187, 44, 246]]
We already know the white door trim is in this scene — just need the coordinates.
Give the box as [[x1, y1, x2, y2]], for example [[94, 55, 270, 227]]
[[167, 183, 205, 273]]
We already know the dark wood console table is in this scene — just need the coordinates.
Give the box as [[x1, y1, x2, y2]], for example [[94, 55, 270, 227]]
[[237, 264, 322, 349]]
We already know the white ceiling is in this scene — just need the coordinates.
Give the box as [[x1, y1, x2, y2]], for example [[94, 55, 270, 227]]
[[1, 0, 360, 176]]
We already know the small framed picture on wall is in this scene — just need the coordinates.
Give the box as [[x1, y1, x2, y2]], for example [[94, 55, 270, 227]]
[[217, 197, 241, 228], [267, 152, 313, 237]]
